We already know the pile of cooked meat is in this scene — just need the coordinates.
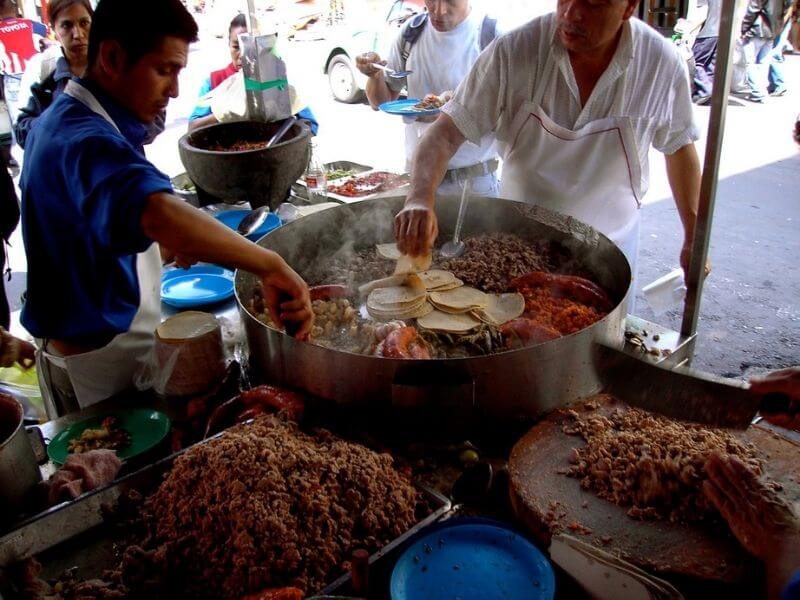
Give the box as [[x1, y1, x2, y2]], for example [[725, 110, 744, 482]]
[[26, 415, 418, 600], [123, 414, 418, 598], [438, 233, 560, 293], [563, 400, 763, 522]]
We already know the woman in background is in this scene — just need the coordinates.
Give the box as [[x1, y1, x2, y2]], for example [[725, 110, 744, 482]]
[[188, 13, 318, 134]]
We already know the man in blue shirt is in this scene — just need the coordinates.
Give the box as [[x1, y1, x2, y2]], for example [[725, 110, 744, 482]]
[[20, 0, 312, 414]]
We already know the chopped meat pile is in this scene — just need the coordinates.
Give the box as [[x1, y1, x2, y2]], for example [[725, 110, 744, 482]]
[[563, 399, 763, 522], [122, 414, 418, 598], [438, 233, 560, 293]]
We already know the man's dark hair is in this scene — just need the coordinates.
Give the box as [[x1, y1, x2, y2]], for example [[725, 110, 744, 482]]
[[48, 0, 93, 27], [0, 0, 18, 17], [88, 0, 198, 68], [230, 13, 246, 35]]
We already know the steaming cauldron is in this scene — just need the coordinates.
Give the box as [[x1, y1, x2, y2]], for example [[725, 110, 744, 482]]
[[235, 196, 632, 420], [178, 120, 310, 210]]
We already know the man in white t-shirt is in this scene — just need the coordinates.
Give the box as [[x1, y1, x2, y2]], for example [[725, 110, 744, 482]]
[[395, 0, 710, 288], [355, 0, 500, 197]]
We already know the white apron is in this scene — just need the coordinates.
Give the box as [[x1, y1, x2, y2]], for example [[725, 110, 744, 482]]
[[498, 49, 643, 286], [37, 80, 162, 414]]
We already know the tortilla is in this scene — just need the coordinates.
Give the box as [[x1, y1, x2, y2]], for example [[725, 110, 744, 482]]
[[417, 309, 482, 333], [471, 293, 525, 326], [429, 287, 489, 311], [429, 303, 476, 315], [376, 243, 402, 260], [427, 278, 464, 292], [394, 253, 432, 275], [367, 273, 427, 307], [418, 269, 458, 290], [358, 274, 406, 297], [368, 300, 434, 321]]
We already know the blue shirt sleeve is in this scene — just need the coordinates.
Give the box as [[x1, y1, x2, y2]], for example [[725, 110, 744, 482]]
[[31, 20, 47, 36], [69, 134, 171, 255], [783, 571, 800, 600], [296, 106, 319, 136], [189, 77, 213, 121]]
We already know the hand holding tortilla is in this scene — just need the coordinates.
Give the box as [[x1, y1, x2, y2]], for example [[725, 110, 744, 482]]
[[394, 203, 438, 257]]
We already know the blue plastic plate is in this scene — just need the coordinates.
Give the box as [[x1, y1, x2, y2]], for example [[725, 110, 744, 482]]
[[161, 265, 234, 308], [390, 518, 555, 600], [214, 209, 281, 242], [379, 98, 441, 118]]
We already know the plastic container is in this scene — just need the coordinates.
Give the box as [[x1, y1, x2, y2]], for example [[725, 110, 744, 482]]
[[642, 268, 686, 315]]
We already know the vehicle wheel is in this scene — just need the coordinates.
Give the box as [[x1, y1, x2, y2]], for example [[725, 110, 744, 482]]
[[328, 55, 364, 104]]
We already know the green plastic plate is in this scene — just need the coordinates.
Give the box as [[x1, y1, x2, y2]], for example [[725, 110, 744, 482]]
[[47, 408, 171, 465]]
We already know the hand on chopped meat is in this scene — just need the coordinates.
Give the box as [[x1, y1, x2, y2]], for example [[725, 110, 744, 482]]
[[704, 452, 800, 599], [704, 453, 799, 561], [46, 449, 122, 504]]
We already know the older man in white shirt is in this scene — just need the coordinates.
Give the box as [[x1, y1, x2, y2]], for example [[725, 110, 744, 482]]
[[395, 0, 707, 287]]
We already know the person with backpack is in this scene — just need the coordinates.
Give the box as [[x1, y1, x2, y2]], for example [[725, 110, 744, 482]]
[[355, 0, 500, 197]]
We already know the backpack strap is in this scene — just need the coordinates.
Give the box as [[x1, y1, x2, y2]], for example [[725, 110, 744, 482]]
[[400, 12, 428, 71], [479, 16, 498, 51]]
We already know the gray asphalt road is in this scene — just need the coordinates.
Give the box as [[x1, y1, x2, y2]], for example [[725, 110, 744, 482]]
[[636, 152, 800, 378]]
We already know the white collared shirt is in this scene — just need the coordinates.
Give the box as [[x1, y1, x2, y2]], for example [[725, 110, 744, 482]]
[[444, 13, 699, 197]]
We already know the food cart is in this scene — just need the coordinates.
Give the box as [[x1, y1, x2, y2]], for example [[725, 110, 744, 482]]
[[0, 1, 798, 597]]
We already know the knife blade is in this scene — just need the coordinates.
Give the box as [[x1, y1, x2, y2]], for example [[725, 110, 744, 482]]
[[595, 344, 760, 430]]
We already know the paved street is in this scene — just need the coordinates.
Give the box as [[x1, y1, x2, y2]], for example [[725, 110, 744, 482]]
[[5, 14, 800, 379]]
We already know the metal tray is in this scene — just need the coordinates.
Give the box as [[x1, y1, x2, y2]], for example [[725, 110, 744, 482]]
[[1, 430, 451, 595], [325, 170, 410, 204], [292, 161, 374, 200]]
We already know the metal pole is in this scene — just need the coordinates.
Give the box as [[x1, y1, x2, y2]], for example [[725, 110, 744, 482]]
[[679, 0, 738, 356], [245, 0, 259, 35]]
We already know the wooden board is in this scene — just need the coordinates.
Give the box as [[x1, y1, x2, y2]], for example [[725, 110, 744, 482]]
[[508, 396, 800, 585]]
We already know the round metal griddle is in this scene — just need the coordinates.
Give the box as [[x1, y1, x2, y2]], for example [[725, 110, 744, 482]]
[[236, 196, 632, 419]]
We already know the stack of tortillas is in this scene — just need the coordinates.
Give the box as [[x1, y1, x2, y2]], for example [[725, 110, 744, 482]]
[[369, 244, 524, 332], [366, 273, 434, 320]]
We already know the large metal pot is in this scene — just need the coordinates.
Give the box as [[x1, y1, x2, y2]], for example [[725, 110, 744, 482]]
[[178, 120, 311, 210], [236, 196, 631, 419], [0, 394, 41, 519]]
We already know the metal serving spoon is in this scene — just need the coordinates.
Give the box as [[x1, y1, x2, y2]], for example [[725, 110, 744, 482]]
[[237, 206, 268, 236], [371, 63, 413, 79], [439, 180, 471, 259]]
